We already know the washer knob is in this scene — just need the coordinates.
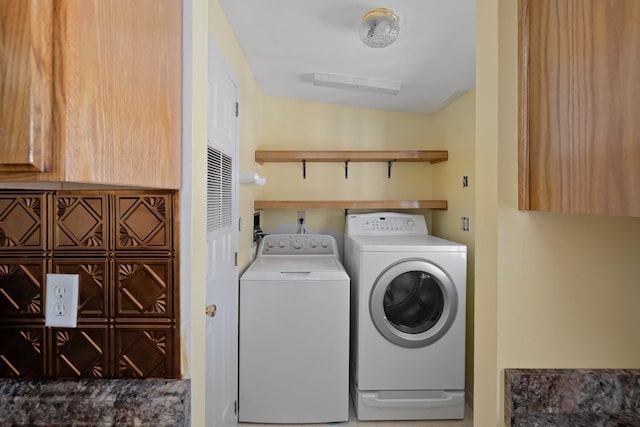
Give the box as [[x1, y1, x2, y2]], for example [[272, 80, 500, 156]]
[[321, 240, 329, 248], [309, 240, 318, 248], [278, 240, 286, 248], [266, 241, 274, 248], [407, 219, 415, 227], [293, 239, 303, 249]]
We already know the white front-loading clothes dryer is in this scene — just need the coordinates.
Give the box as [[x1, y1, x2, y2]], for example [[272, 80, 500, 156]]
[[344, 213, 467, 421]]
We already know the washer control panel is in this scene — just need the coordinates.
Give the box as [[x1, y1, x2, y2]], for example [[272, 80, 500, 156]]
[[260, 234, 337, 255], [345, 212, 428, 235], [363, 217, 416, 231]]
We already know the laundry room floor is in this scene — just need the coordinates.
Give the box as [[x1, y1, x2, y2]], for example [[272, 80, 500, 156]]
[[238, 401, 474, 427]]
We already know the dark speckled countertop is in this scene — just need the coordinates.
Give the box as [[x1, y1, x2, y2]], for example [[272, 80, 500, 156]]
[[505, 369, 640, 427], [0, 379, 190, 427]]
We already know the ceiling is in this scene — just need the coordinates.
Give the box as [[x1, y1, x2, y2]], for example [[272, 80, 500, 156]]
[[218, 0, 476, 115]]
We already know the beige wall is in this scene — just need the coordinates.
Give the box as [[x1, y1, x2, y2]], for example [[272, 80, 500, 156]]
[[475, 1, 640, 426], [431, 89, 476, 403], [258, 96, 442, 237], [185, 0, 207, 425]]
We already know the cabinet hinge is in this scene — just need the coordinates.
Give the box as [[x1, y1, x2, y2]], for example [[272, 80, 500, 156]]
[[234, 252, 238, 267], [235, 102, 239, 117], [234, 400, 238, 415]]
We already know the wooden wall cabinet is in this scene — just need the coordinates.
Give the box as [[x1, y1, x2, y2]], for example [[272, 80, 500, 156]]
[[0, 0, 182, 188], [519, 0, 640, 217]]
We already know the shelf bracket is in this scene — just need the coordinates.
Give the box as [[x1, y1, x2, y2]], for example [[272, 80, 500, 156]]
[[302, 160, 306, 179], [387, 160, 396, 179], [345, 160, 350, 179]]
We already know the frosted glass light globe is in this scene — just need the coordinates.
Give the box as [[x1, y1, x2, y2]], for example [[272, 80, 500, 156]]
[[359, 8, 400, 48]]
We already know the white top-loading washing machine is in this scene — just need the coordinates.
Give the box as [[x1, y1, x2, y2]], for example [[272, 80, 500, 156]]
[[344, 213, 467, 421], [239, 234, 350, 424]]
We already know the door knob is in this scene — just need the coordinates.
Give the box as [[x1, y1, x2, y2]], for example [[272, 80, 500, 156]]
[[205, 304, 217, 317]]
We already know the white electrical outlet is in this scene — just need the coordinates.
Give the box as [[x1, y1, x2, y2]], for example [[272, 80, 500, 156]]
[[45, 273, 79, 328]]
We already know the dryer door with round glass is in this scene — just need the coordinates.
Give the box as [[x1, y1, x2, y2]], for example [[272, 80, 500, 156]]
[[369, 259, 458, 348]]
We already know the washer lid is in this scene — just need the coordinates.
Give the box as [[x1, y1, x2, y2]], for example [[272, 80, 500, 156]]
[[242, 255, 349, 281]]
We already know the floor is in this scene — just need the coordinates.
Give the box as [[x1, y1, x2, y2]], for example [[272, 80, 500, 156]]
[[239, 400, 474, 427]]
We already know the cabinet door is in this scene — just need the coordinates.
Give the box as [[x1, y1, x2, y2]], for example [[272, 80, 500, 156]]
[[0, 0, 53, 172], [58, 0, 182, 188], [519, 0, 640, 216]]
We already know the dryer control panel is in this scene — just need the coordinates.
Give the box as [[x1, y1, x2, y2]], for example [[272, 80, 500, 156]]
[[345, 212, 428, 236], [260, 234, 337, 255]]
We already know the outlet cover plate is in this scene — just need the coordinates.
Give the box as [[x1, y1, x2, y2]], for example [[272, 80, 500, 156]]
[[45, 273, 79, 328]]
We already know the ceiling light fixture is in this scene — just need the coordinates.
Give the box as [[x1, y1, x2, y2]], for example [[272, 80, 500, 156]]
[[312, 73, 401, 95], [359, 8, 400, 48]]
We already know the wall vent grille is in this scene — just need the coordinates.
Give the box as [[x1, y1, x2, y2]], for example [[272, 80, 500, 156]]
[[207, 146, 233, 232]]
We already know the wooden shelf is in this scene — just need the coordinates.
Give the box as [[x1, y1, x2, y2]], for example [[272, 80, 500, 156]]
[[254, 150, 449, 212], [254, 200, 448, 210], [255, 150, 448, 164]]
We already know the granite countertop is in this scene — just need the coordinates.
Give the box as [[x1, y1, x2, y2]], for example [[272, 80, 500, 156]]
[[505, 369, 640, 427], [0, 379, 190, 427]]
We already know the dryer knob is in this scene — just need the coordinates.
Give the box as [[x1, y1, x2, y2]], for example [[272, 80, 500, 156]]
[[321, 240, 329, 248], [293, 239, 303, 249], [266, 241, 274, 248], [278, 240, 286, 248], [309, 240, 318, 248], [407, 219, 415, 227]]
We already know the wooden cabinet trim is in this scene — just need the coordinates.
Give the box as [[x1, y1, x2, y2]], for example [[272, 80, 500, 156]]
[[518, 0, 531, 210]]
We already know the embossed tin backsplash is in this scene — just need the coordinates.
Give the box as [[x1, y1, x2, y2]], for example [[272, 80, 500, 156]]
[[0, 190, 179, 379]]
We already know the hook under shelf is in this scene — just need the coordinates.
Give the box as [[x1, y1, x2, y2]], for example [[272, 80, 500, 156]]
[[388, 160, 396, 179], [297, 157, 404, 179]]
